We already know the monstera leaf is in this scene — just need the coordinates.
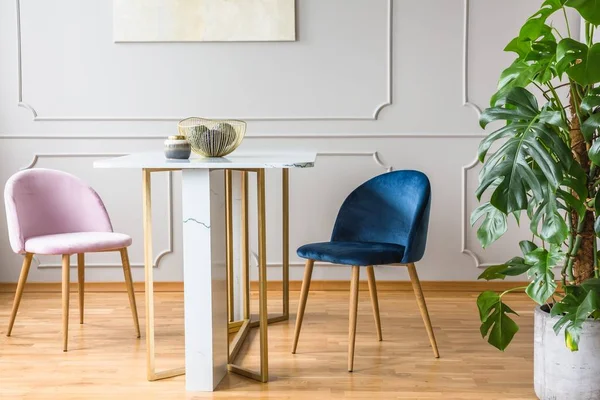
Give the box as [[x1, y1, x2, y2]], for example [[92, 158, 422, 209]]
[[470, 202, 507, 248], [557, 39, 600, 85], [477, 291, 520, 351], [524, 245, 563, 304], [477, 88, 572, 214], [566, 0, 600, 25], [552, 283, 600, 351]]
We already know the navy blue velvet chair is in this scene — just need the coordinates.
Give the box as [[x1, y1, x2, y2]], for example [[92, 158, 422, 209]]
[[291, 170, 439, 371]]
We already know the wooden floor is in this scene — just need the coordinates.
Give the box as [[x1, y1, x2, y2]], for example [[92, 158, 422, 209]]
[[0, 289, 536, 399]]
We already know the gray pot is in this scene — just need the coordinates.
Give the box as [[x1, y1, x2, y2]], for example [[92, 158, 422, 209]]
[[164, 135, 191, 160], [534, 305, 600, 400]]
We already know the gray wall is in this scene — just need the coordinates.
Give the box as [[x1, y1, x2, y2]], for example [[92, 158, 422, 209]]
[[0, 0, 582, 283]]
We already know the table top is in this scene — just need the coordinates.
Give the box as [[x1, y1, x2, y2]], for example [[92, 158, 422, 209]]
[[94, 152, 317, 169]]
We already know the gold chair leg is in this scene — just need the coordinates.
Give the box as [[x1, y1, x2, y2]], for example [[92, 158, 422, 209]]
[[348, 265, 360, 372], [291, 259, 314, 354], [407, 263, 440, 358], [62, 254, 70, 352], [366, 266, 382, 341], [120, 247, 141, 338], [7, 252, 33, 336], [77, 253, 85, 324]]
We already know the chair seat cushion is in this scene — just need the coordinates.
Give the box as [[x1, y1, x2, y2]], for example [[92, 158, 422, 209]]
[[24, 232, 132, 255], [297, 241, 405, 266]]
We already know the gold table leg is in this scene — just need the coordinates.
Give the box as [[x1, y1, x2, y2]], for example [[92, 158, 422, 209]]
[[143, 169, 185, 381], [227, 169, 269, 383], [282, 168, 290, 319], [225, 170, 235, 323]]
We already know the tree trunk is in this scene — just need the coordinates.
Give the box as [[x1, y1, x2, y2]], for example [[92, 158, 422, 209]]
[[569, 93, 596, 284]]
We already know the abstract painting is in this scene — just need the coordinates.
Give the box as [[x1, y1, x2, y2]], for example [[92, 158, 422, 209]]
[[114, 0, 296, 42]]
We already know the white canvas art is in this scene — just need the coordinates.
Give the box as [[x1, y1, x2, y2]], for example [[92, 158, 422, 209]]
[[113, 0, 296, 42]]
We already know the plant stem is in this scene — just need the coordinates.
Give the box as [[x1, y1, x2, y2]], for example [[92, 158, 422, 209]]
[[547, 82, 569, 124], [585, 21, 593, 47], [543, 83, 571, 93], [534, 82, 553, 102], [562, 7, 572, 38], [566, 218, 585, 282], [552, 27, 564, 40], [500, 286, 529, 298], [594, 233, 599, 279], [570, 83, 584, 132], [564, 215, 574, 286]]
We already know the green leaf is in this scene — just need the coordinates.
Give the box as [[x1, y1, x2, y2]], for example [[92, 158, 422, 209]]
[[581, 278, 600, 292], [557, 39, 600, 85], [477, 291, 501, 321], [471, 203, 508, 248], [519, 240, 538, 255], [491, 60, 540, 107], [500, 257, 534, 276], [557, 189, 586, 221], [565, 0, 600, 25], [525, 246, 565, 271], [530, 197, 569, 244], [478, 257, 532, 280], [526, 270, 558, 305], [595, 215, 600, 236], [556, 38, 587, 76], [524, 246, 562, 304], [563, 163, 589, 202], [478, 88, 573, 214], [478, 265, 509, 281], [564, 290, 600, 351], [582, 115, 600, 143], [541, 208, 569, 244], [477, 291, 520, 351], [588, 139, 600, 166], [581, 88, 600, 115]]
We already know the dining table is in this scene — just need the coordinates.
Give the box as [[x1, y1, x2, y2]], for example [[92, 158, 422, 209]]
[[94, 151, 317, 391]]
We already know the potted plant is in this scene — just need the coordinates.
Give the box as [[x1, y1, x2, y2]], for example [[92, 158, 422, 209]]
[[471, 1, 600, 399]]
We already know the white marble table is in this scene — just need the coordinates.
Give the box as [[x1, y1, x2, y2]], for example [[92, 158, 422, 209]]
[[94, 152, 316, 391]]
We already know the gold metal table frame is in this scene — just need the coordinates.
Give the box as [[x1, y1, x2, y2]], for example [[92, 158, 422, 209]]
[[142, 167, 290, 384]]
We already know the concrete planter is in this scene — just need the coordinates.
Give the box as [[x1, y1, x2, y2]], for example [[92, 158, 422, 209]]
[[534, 305, 600, 400]]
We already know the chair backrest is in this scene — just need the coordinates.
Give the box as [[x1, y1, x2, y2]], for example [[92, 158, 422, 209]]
[[331, 170, 431, 264], [4, 168, 113, 254]]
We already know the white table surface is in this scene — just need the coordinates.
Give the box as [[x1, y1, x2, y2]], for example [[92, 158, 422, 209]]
[[94, 151, 317, 169]]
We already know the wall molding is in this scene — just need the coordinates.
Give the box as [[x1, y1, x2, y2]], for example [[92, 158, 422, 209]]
[[317, 151, 393, 172], [21, 153, 174, 269], [0, 133, 488, 139], [462, 0, 483, 118], [15, 0, 393, 122], [461, 156, 496, 268]]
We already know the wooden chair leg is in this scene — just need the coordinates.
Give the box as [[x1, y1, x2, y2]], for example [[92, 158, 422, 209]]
[[348, 266, 360, 372], [120, 248, 141, 338], [62, 254, 70, 352], [7, 253, 34, 336], [407, 263, 439, 358], [366, 266, 382, 341], [291, 259, 314, 354], [77, 253, 85, 324]]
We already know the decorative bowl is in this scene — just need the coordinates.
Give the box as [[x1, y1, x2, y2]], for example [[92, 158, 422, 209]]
[[177, 117, 246, 157]]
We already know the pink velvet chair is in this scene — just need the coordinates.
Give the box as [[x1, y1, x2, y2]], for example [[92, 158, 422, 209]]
[[4, 168, 140, 351]]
